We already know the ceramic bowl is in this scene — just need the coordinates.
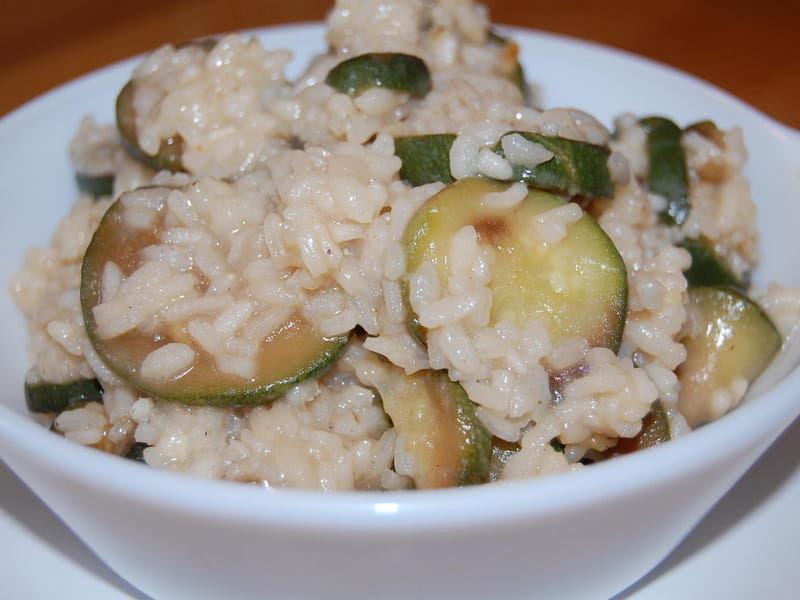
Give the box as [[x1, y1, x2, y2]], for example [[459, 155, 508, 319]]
[[1, 23, 799, 600]]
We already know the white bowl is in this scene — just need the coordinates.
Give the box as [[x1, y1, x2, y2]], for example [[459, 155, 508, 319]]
[[1, 23, 799, 600]]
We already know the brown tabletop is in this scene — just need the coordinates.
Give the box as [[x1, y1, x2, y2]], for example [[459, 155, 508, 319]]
[[2, 0, 797, 129]]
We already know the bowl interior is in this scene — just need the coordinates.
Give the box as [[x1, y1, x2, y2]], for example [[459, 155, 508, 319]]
[[0, 23, 799, 518]]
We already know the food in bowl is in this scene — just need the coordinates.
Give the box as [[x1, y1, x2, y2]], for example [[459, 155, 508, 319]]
[[9, 0, 799, 491]]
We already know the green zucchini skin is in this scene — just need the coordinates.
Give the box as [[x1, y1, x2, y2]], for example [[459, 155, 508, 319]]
[[115, 80, 185, 173], [494, 132, 613, 198], [325, 53, 432, 98], [124, 442, 150, 462], [640, 116, 690, 226], [395, 134, 457, 186], [75, 173, 114, 198], [393, 132, 613, 199], [487, 30, 532, 105], [25, 379, 104, 414], [678, 237, 743, 289]]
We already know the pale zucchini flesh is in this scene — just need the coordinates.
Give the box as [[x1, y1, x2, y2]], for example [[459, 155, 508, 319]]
[[677, 286, 781, 427], [379, 368, 491, 488], [81, 188, 349, 406], [402, 177, 627, 352], [115, 41, 217, 173]]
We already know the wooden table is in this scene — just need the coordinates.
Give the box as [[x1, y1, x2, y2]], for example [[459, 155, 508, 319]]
[[2, 0, 798, 128]]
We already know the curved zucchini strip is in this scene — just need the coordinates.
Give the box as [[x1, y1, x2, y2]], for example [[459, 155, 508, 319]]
[[395, 134, 457, 186], [487, 30, 532, 105], [114, 40, 218, 173], [325, 53, 432, 98], [379, 369, 491, 488], [393, 132, 613, 198], [640, 116, 690, 225], [685, 120, 726, 145], [25, 379, 103, 414], [677, 286, 781, 427], [494, 132, 613, 198], [76, 173, 114, 198], [116, 81, 185, 172], [678, 236, 742, 289], [403, 178, 627, 352], [81, 187, 350, 406]]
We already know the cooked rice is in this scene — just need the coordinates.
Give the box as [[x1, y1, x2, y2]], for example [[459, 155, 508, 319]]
[[9, 0, 800, 490]]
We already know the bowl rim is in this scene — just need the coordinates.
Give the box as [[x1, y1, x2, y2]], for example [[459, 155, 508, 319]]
[[1, 21, 799, 532]]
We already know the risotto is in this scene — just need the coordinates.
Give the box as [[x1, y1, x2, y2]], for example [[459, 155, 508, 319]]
[[9, 0, 800, 490]]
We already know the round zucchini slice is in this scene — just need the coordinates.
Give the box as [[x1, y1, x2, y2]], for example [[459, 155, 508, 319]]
[[115, 40, 218, 172], [81, 187, 349, 406], [677, 286, 781, 427], [402, 177, 627, 352]]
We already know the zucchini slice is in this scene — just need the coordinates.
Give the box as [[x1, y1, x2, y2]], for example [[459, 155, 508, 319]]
[[487, 30, 532, 105], [403, 177, 627, 352], [393, 132, 613, 198], [494, 132, 613, 198], [76, 173, 114, 198], [115, 40, 218, 173], [640, 116, 690, 225], [116, 80, 185, 172], [81, 187, 350, 406], [378, 368, 491, 488], [25, 378, 103, 414], [489, 437, 521, 481], [394, 134, 457, 186], [599, 400, 671, 458], [685, 120, 731, 182], [678, 236, 742, 289], [677, 286, 781, 426], [627, 400, 671, 450], [325, 53, 432, 98], [125, 441, 150, 462]]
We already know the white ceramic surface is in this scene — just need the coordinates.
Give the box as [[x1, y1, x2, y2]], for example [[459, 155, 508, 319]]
[[4, 418, 797, 599], [0, 23, 798, 600]]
